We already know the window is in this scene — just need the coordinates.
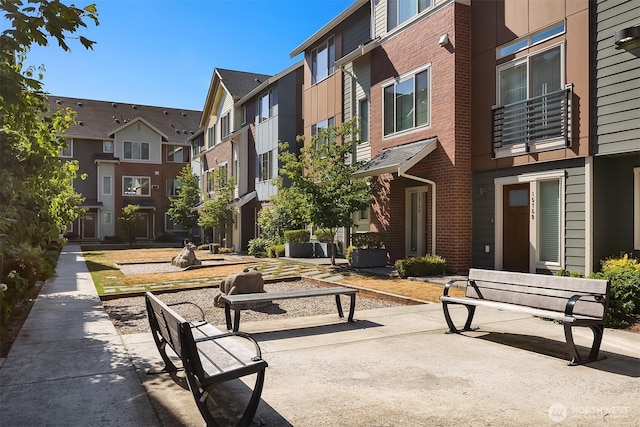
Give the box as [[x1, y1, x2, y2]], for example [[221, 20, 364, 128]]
[[167, 145, 189, 162], [259, 90, 271, 122], [221, 113, 230, 138], [123, 141, 150, 160], [167, 179, 182, 197], [388, 0, 433, 31], [207, 171, 215, 193], [102, 176, 112, 195], [497, 22, 565, 59], [218, 163, 228, 186], [165, 213, 188, 232], [60, 138, 72, 157], [241, 105, 247, 125], [311, 37, 335, 84], [311, 117, 335, 148], [207, 125, 216, 148], [358, 98, 369, 143], [123, 176, 150, 196], [102, 212, 112, 225], [258, 151, 273, 182], [383, 66, 430, 136], [103, 140, 113, 153]]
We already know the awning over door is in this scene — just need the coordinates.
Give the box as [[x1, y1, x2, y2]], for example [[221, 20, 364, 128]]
[[229, 191, 257, 208], [353, 137, 437, 178]]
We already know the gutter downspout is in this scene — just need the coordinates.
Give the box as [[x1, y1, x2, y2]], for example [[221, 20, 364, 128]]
[[398, 166, 436, 256]]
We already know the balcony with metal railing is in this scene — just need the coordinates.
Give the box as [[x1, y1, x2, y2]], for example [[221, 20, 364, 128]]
[[492, 85, 572, 157]]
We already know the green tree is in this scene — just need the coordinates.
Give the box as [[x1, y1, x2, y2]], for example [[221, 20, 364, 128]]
[[119, 204, 141, 246], [278, 119, 373, 265], [167, 164, 201, 231], [198, 169, 235, 247], [257, 187, 308, 243]]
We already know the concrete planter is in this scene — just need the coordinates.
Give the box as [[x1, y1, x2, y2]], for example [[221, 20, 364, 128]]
[[314, 242, 338, 258], [284, 242, 314, 258], [349, 248, 388, 268]]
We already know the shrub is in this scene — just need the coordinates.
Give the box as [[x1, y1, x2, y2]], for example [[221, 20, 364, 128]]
[[395, 255, 446, 278], [248, 238, 273, 257], [219, 247, 233, 254], [197, 244, 210, 251], [314, 228, 334, 243], [284, 229, 310, 243], [268, 244, 285, 258], [345, 245, 356, 263], [593, 253, 640, 327], [352, 232, 385, 249]]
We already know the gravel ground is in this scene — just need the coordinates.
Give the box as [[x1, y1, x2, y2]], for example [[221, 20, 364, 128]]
[[102, 280, 403, 334]]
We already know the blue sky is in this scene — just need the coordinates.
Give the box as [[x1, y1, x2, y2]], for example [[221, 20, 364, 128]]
[[16, 0, 355, 111]]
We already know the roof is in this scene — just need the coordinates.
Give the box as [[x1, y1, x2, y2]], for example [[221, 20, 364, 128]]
[[215, 68, 272, 100], [49, 96, 201, 143], [290, 0, 369, 57], [237, 61, 303, 106], [353, 138, 438, 178]]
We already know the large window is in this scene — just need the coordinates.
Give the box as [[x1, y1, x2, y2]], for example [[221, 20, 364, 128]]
[[388, 0, 433, 31], [123, 176, 150, 196], [166, 179, 182, 197], [311, 37, 335, 84], [383, 66, 430, 136], [166, 145, 189, 162], [258, 150, 273, 182], [259, 90, 271, 122], [124, 141, 150, 160]]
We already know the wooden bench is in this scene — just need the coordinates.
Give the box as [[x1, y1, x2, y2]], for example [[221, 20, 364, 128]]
[[145, 292, 268, 427], [221, 287, 358, 332], [440, 268, 610, 366]]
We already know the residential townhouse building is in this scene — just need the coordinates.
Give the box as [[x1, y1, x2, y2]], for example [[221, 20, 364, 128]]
[[199, 69, 270, 250], [198, 66, 303, 252], [52, 96, 201, 241], [293, 0, 473, 273], [471, 0, 596, 275], [591, 0, 640, 265]]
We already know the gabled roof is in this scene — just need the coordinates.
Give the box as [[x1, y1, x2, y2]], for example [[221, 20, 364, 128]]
[[200, 68, 272, 127], [49, 96, 201, 144], [353, 138, 438, 178], [108, 117, 169, 140]]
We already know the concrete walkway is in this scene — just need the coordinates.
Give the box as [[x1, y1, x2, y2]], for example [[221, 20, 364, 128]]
[[1, 244, 639, 426]]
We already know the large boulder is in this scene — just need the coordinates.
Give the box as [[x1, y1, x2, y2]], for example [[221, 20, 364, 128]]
[[171, 243, 202, 268], [214, 267, 265, 307]]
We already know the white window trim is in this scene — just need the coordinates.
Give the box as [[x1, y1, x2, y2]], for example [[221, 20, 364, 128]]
[[387, 0, 436, 35], [166, 145, 187, 163], [103, 140, 114, 153], [123, 141, 151, 161], [311, 36, 335, 85], [634, 167, 640, 250], [494, 170, 566, 272], [102, 175, 112, 196], [102, 211, 112, 225], [381, 63, 432, 139], [122, 176, 151, 197]]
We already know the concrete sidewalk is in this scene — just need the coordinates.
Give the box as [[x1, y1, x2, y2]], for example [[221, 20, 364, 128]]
[[1, 245, 639, 426]]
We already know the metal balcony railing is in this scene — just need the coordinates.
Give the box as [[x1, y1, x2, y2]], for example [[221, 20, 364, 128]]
[[492, 86, 572, 156]]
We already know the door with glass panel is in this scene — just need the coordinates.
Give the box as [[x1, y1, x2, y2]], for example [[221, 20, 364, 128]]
[[503, 184, 529, 272]]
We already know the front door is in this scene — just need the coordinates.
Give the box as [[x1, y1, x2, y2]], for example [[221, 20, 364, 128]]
[[405, 187, 429, 257], [503, 184, 529, 272], [82, 213, 96, 239]]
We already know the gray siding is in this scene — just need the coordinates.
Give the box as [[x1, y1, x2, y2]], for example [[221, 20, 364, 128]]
[[592, 0, 640, 156], [592, 155, 640, 265], [472, 159, 587, 273], [73, 138, 102, 199], [342, 4, 371, 55]]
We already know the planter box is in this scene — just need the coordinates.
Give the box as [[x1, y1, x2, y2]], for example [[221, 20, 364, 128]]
[[349, 248, 388, 268], [314, 242, 338, 258], [285, 242, 314, 258]]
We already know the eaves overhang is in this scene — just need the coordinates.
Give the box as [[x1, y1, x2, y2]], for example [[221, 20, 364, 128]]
[[353, 137, 438, 178]]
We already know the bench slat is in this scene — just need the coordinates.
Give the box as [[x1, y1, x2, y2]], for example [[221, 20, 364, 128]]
[[221, 287, 357, 305], [468, 268, 608, 294]]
